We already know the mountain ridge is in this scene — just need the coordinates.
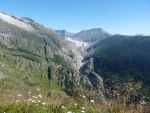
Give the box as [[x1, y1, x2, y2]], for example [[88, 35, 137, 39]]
[[0, 11, 150, 105], [0, 12, 106, 103]]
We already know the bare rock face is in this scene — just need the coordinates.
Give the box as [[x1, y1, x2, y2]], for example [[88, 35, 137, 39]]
[[47, 63, 80, 94], [80, 57, 105, 101], [47, 55, 106, 101]]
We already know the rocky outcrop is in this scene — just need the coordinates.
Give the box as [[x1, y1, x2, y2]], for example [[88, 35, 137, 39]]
[[80, 57, 105, 101], [46, 53, 105, 101]]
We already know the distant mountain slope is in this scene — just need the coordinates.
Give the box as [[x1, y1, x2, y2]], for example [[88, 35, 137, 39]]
[[0, 12, 74, 97], [55, 30, 74, 38], [86, 35, 150, 102], [72, 28, 110, 43], [0, 12, 105, 102]]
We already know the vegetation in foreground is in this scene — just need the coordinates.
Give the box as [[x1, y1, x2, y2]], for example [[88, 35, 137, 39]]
[[0, 92, 146, 113], [0, 101, 145, 113]]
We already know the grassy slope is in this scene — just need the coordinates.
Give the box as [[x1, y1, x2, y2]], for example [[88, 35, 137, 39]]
[[0, 19, 147, 113], [0, 40, 145, 113], [0, 19, 67, 105]]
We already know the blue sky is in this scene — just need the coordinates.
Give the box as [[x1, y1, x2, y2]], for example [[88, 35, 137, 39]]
[[0, 0, 150, 35]]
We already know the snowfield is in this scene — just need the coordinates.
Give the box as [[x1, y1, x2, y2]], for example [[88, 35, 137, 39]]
[[66, 37, 88, 48], [0, 12, 34, 31], [65, 37, 89, 69]]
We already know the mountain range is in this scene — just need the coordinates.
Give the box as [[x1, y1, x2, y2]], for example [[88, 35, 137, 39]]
[[0, 12, 150, 105]]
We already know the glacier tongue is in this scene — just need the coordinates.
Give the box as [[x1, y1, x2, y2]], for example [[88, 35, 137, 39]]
[[65, 37, 89, 69], [0, 12, 34, 31], [66, 37, 88, 47]]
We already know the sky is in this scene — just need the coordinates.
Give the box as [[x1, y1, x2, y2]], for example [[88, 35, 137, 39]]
[[0, 0, 150, 35]]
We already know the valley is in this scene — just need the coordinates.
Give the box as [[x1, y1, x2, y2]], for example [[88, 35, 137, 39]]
[[0, 12, 149, 113]]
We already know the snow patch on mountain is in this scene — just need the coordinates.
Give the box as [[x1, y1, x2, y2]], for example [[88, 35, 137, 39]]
[[66, 37, 88, 48], [65, 37, 89, 69], [0, 12, 34, 31]]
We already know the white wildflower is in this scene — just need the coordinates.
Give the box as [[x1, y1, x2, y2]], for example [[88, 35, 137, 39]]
[[74, 103, 78, 106], [38, 94, 42, 98], [42, 102, 46, 105], [32, 96, 38, 99], [31, 100, 36, 103], [82, 95, 86, 98], [90, 99, 95, 103], [61, 105, 65, 109], [81, 107, 85, 110], [17, 94, 22, 97]]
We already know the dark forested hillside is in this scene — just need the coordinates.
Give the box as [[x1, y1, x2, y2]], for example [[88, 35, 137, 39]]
[[87, 35, 150, 102]]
